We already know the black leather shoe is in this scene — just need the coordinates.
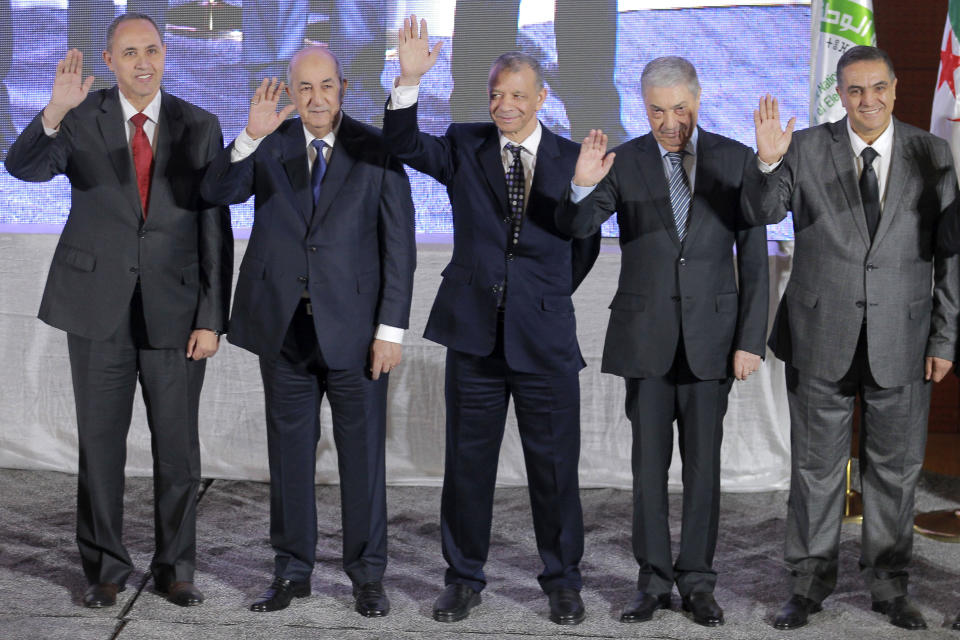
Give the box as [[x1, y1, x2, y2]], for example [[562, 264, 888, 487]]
[[548, 588, 585, 625], [682, 592, 724, 627], [432, 583, 481, 622], [952, 610, 960, 630], [872, 596, 927, 630], [250, 577, 311, 612], [620, 591, 671, 623], [353, 581, 390, 617], [773, 594, 822, 630], [163, 581, 204, 607], [82, 583, 122, 608]]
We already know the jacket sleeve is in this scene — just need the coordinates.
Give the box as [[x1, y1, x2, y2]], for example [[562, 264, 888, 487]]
[[739, 145, 795, 227], [375, 153, 417, 329], [194, 115, 234, 333], [382, 100, 457, 185], [5, 111, 73, 182]]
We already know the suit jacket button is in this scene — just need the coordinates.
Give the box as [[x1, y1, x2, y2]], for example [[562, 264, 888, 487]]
[[855, 300, 865, 308], [309, 246, 318, 252], [866, 263, 875, 270], [678, 258, 686, 266], [297, 276, 308, 283], [129, 267, 138, 273], [506, 251, 514, 261]]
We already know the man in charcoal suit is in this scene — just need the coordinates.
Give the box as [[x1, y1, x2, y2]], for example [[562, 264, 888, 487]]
[[6, 13, 232, 608], [201, 45, 415, 617], [744, 45, 959, 631], [382, 16, 600, 626], [555, 56, 769, 627]]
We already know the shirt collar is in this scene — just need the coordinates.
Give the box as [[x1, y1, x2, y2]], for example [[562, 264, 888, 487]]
[[846, 116, 894, 161], [656, 126, 698, 158], [302, 111, 342, 151], [499, 121, 542, 156], [118, 89, 162, 125]]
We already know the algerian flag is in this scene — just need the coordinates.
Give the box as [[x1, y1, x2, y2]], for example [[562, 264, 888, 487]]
[[931, 0, 960, 175], [810, 0, 877, 125]]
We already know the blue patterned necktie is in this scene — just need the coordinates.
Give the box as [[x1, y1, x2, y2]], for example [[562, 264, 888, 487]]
[[667, 151, 690, 241], [310, 138, 327, 206]]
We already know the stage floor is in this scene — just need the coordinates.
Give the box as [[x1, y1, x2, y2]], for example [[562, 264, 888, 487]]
[[1, 468, 958, 639]]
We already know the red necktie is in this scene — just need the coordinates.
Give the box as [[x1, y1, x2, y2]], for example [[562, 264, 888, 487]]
[[130, 112, 153, 218]]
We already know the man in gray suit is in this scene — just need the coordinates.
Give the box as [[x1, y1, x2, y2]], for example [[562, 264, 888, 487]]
[[556, 56, 769, 627], [743, 46, 959, 631]]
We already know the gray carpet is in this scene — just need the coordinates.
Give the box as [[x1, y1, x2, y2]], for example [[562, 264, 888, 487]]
[[1, 467, 958, 639]]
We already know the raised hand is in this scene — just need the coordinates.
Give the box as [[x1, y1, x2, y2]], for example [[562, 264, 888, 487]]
[[573, 130, 616, 187], [245, 77, 296, 140], [44, 49, 95, 129], [397, 14, 443, 86], [754, 94, 795, 165]]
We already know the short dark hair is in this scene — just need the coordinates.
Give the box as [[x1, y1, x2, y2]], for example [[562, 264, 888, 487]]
[[106, 12, 164, 51], [488, 51, 544, 92], [836, 45, 895, 87]]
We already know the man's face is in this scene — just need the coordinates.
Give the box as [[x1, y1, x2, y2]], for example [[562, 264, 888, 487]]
[[103, 19, 166, 108], [643, 83, 700, 152], [488, 66, 546, 142], [287, 49, 346, 139], [838, 59, 896, 143]]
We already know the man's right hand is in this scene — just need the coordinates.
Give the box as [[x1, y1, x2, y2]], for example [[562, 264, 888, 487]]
[[754, 94, 795, 166], [245, 77, 296, 140], [396, 14, 443, 87], [43, 48, 95, 130], [572, 129, 616, 187]]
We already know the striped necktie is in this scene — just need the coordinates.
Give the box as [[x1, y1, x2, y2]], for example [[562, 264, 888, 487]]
[[667, 151, 690, 241]]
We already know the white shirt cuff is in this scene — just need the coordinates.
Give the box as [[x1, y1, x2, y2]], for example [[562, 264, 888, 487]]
[[388, 83, 420, 110], [230, 129, 264, 162], [757, 156, 783, 173], [375, 324, 404, 344], [569, 181, 597, 203]]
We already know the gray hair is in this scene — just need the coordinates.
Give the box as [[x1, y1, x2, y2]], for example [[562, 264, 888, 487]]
[[106, 12, 164, 51], [287, 46, 345, 87], [641, 56, 701, 97], [488, 51, 544, 92], [837, 45, 895, 87]]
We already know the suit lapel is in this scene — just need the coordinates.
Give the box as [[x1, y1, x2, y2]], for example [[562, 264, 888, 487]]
[[636, 134, 682, 250], [313, 113, 358, 229], [530, 126, 560, 208], [870, 118, 906, 251], [95, 87, 142, 220], [685, 127, 714, 249], [830, 118, 871, 249], [478, 131, 509, 219], [144, 91, 183, 226], [280, 119, 313, 226]]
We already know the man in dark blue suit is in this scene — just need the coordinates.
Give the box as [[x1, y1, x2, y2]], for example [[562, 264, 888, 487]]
[[201, 46, 415, 617], [383, 16, 599, 626]]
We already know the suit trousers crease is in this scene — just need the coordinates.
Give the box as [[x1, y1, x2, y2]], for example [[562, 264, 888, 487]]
[[624, 342, 729, 597], [785, 328, 929, 603], [259, 300, 387, 586], [68, 286, 204, 586], [441, 316, 584, 594]]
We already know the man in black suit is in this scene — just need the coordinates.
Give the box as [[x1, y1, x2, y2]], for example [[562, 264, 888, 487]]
[[6, 14, 231, 608], [556, 56, 769, 627], [383, 16, 599, 626], [201, 46, 415, 617]]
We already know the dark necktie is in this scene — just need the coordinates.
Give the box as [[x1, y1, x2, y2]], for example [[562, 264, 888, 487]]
[[310, 138, 327, 207], [859, 146, 880, 241], [130, 112, 153, 218], [504, 142, 525, 240], [667, 151, 690, 241]]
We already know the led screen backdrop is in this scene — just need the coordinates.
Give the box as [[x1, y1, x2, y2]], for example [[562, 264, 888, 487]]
[[0, 1, 809, 239]]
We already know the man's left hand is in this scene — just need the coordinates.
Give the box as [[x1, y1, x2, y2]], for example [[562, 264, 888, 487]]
[[370, 339, 402, 380], [733, 350, 762, 381], [925, 356, 953, 382], [186, 329, 220, 360]]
